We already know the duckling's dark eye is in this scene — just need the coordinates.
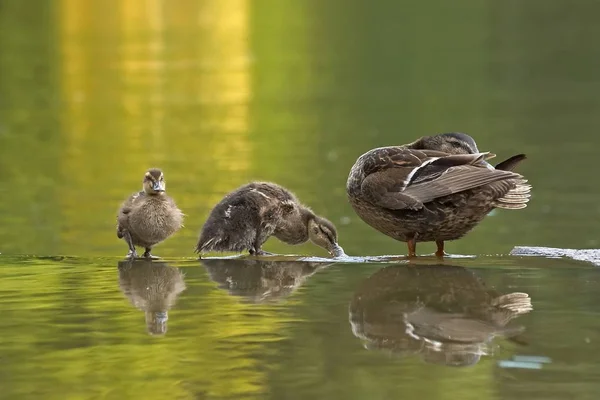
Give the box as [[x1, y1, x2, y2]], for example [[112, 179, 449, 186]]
[[313, 228, 319, 234], [451, 141, 463, 148]]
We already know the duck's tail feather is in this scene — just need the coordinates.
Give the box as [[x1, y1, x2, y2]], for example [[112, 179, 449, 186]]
[[495, 154, 527, 172], [494, 179, 531, 210]]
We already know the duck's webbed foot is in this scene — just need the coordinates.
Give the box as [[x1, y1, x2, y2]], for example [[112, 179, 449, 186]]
[[143, 247, 161, 259]]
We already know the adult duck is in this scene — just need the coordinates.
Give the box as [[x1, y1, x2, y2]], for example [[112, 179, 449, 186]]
[[346, 132, 531, 257]]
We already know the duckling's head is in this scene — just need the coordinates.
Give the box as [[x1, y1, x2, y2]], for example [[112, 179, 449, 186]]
[[308, 216, 345, 257], [408, 132, 480, 155], [143, 168, 166, 195]]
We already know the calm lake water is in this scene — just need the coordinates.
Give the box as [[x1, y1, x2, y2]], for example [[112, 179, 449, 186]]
[[1, 0, 600, 399]]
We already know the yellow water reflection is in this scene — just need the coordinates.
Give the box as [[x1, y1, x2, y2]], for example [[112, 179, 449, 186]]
[[57, 0, 252, 256], [52, 1, 281, 398]]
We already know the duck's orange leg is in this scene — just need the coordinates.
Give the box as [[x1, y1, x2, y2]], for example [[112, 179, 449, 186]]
[[435, 240, 446, 257], [407, 238, 417, 258]]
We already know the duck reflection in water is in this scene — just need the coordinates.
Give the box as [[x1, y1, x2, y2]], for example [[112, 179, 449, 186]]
[[118, 259, 186, 335], [349, 264, 533, 367], [202, 258, 333, 303]]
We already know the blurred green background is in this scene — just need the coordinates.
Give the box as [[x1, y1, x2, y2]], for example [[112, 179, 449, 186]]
[[2, 0, 600, 258], [2, 1, 600, 400]]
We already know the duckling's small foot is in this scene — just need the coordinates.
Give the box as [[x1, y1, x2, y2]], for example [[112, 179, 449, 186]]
[[123, 231, 138, 259], [126, 250, 138, 259], [144, 254, 161, 259], [249, 248, 274, 256], [143, 248, 160, 259]]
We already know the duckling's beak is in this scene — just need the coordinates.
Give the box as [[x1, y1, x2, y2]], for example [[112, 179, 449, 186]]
[[152, 181, 165, 192], [329, 243, 346, 258]]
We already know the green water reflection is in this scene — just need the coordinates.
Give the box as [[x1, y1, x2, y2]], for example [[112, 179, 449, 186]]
[[1, 256, 600, 400], [2, 0, 600, 399]]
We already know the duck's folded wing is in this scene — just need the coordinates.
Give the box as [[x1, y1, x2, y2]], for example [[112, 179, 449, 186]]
[[402, 166, 520, 205], [360, 150, 519, 210], [361, 168, 424, 210]]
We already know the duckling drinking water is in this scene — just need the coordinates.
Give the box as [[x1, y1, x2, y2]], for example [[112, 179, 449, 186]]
[[196, 182, 344, 257], [117, 168, 184, 258]]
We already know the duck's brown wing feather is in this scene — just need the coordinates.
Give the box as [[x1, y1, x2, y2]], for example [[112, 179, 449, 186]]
[[402, 165, 520, 205], [360, 149, 521, 211]]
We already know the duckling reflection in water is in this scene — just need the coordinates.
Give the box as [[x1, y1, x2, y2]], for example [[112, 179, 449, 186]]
[[349, 264, 532, 367], [117, 168, 184, 259], [118, 259, 186, 335], [196, 182, 344, 257], [202, 258, 333, 303]]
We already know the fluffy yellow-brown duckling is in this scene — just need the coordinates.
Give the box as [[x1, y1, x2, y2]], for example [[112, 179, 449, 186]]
[[196, 182, 344, 257], [117, 168, 184, 258]]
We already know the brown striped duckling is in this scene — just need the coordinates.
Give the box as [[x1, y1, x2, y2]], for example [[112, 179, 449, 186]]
[[117, 168, 184, 259], [196, 182, 344, 257], [346, 132, 531, 257]]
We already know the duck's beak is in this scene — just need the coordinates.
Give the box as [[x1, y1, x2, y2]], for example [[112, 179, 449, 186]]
[[152, 181, 165, 192], [329, 243, 346, 258]]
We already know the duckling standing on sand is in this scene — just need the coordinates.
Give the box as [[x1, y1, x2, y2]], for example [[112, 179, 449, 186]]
[[117, 168, 184, 259], [196, 182, 344, 257], [346, 132, 531, 257]]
